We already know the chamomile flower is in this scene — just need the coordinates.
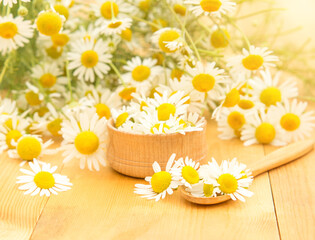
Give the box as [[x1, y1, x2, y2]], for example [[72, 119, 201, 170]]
[[182, 61, 226, 103], [0, 116, 28, 153], [0, 0, 30, 8], [179, 112, 205, 132], [217, 106, 253, 140], [0, 14, 34, 55], [241, 110, 286, 146], [167, 0, 188, 17], [148, 91, 189, 121], [151, 27, 183, 53], [73, 24, 102, 42], [228, 46, 279, 77], [123, 57, 162, 86], [36, 10, 65, 36], [101, 17, 132, 35], [87, 88, 121, 120], [186, 179, 219, 198], [60, 110, 107, 171], [0, 98, 18, 120], [31, 62, 67, 91], [172, 156, 201, 188], [8, 135, 55, 164], [20, 82, 45, 107], [16, 159, 72, 196], [111, 105, 136, 129], [250, 70, 298, 107], [67, 38, 112, 82], [269, 99, 315, 142], [134, 154, 179, 201], [184, 0, 236, 18], [116, 83, 150, 102]]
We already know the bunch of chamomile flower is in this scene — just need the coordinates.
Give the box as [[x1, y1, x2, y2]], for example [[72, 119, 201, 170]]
[[135, 153, 253, 202]]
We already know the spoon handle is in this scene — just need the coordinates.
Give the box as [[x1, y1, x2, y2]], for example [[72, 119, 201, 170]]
[[250, 139, 314, 177]]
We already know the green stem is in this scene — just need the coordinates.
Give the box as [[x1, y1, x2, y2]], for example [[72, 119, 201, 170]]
[[131, 15, 161, 29], [0, 55, 11, 85], [165, 1, 201, 61], [227, 17, 251, 50], [109, 62, 125, 86], [65, 60, 73, 101]]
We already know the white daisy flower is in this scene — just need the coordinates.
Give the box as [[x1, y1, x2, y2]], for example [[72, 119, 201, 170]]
[[148, 91, 189, 121], [182, 61, 226, 104], [151, 27, 183, 53], [217, 106, 254, 140], [16, 159, 72, 196], [8, 134, 55, 165], [68, 38, 112, 82], [250, 70, 298, 107], [179, 112, 205, 132], [72, 24, 102, 42], [184, 0, 236, 18], [186, 179, 219, 198], [134, 154, 179, 201], [241, 109, 286, 146], [167, 0, 188, 17], [87, 88, 121, 120], [172, 156, 201, 188], [60, 109, 107, 171], [122, 56, 162, 86], [227, 46, 279, 77], [111, 105, 137, 129], [116, 83, 151, 103], [0, 98, 18, 120], [0, 14, 34, 55], [0, 0, 30, 8], [101, 17, 133, 35], [31, 62, 67, 91], [0, 116, 28, 153], [269, 99, 315, 142]]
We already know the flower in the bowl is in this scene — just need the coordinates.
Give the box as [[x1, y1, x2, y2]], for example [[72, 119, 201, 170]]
[[186, 178, 219, 198], [134, 153, 180, 201]]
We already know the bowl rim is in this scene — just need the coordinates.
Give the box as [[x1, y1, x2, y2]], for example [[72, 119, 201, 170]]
[[107, 117, 207, 137]]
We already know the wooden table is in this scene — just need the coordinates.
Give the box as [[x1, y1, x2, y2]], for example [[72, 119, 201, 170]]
[[0, 102, 314, 240]]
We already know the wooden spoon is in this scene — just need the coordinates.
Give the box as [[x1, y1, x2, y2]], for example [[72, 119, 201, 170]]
[[181, 139, 314, 205]]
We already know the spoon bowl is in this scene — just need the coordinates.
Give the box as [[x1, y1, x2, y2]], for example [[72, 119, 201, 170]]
[[181, 139, 314, 205]]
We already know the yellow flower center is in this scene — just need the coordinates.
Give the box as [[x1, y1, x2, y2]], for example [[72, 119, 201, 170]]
[[255, 122, 276, 144], [280, 113, 300, 131], [227, 111, 245, 130], [238, 99, 254, 110], [152, 52, 164, 65], [119, 87, 136, 101], [150, 171, 172, 193], [132, 65, 151, 82], [0, 22, 18, 39], [182, 166, 199, 184], [17, 136, 42, 160], [192, 73, 215, 93], [36, 11, 63, 36], [74, 131, 99, 155], [54, 4, 69, 20], [140, 101, 148, 111], [81, 50, 99, 68], [158, 30, 180, 53], [211, 29, 230, 48], [150, 123, 170, 134], [203, 183, 214, 197], [234, 129, 241, 138], [260, 87, 281, 107], [115, 112, 129, 128], [46, 45, 63, 59], [25, 91, 41, 106], [217, 173, 238, 194], [34, 171, 55, 189], [139, 0, 151, 12], [37, 106, 49, 117], [51, 33, 69, 47], [173, 4, 186, 16], [4, 118, 18, 129], [157, 103, 176, 121], [108, 21, 122, 29], [95, 103, 111, 119], [6, 130, 22, 149], [151, 18, 168, 32], [39, 73, 57, 88], [242, 54, 264, 71], [120, 28, 132, 41], [47, 118, 62, 137], [223, 88, 240, 107], [100, 1, 119, 20], [239, 83, 252, 96], [200, 0, 222, 12], [171, 68, 184, 80]]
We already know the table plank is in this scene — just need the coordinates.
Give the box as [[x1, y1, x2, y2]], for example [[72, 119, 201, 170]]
[[30, 120, 280, 240], [266, 102, 315, 240], [0, 142, 62, 240]]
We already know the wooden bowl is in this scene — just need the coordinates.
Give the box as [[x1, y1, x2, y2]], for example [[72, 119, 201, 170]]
[[106, 119, 207, 178]]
